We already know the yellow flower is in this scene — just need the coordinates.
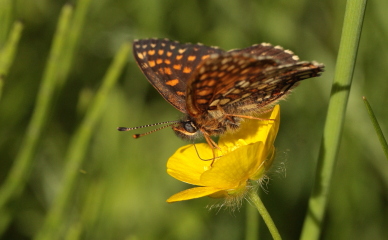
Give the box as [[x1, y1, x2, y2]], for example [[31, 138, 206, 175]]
[[166, 105, 280, 204]]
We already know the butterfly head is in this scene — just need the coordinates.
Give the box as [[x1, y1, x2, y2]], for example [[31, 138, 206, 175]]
[[172, 118, 201, 140]]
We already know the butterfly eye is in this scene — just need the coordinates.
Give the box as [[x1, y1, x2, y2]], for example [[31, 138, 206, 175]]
[[183, 121, 197, 133]]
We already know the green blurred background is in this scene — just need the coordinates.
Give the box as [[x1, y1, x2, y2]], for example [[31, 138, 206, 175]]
[[1, 0, 387, 239]]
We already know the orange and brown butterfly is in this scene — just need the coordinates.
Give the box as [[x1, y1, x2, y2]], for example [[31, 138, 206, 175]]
[[118, 38, 324, 148]]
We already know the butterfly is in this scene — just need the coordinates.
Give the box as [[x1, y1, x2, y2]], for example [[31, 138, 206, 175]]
[[118, 38, 324, 148]]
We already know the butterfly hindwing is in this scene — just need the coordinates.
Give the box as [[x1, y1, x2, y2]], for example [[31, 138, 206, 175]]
[[185, 45, 324, 116]]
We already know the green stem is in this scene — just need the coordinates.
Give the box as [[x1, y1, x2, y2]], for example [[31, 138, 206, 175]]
[[0, 0, 13, 46], [300, 0, 367, 239], [248, 190, 281, 240], [362, 96, 388, 160], [245, 200, 259, 240], [0, 21, 23, 77]]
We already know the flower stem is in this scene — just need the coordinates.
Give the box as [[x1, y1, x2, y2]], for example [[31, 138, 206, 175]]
[[245, 201, 259, 240], [248, 190, 281, 240]]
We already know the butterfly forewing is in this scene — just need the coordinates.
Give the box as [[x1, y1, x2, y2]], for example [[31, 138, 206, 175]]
[[133, 39, 225, 113]]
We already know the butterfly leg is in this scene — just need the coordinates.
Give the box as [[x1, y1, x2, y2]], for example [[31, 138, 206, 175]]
[[202, 132, 222, 166]]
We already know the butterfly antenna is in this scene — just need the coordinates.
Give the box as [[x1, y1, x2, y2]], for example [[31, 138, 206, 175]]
[[117, 120, 179, 139]]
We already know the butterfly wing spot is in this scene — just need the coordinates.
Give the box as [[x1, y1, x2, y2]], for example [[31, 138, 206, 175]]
[[158, 49, 164, 55], [170, 45, 176, 50], [197, 99, 208, 104], [197, 89, 212, 96], [137, 53, 145, 59], [183, 67, 192, 73], [217, 71, 226, 78], [167, 51, 172, 57], [274, 45, 284, 50], [177, 91, 185, 96], [242, 93, 251, 99], [176, 55, 183, 60], [148, 60, 156, 67], [150, 43, 156, 48], [209, 99, 220, 107], [240, 68, 251, 75], [219, 98, 231, 105], [164, 67, 172, 75], [226, 64, 236, 71], [262, 78, 275, 84], [188, 55, 196, 61], [148, 50, 155, 55], [164, 59, 171, 64], [199, 66, 206, 74], [201, 55, 210, 60], [156, 59, 163, 64], [178, 48, 187, 54], [221, 58, 232, 65], [236, 80, 250, 88], [166, 79, 179, 86], [173, 64, 182, 70], [220, 64, 229, 71], [199, 74, 208, 81]]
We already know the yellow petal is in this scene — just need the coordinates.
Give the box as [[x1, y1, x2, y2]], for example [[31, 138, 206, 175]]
[[166, 186, 223, 203], [167, 144, 213, 185], [200, 142, 265, 188]]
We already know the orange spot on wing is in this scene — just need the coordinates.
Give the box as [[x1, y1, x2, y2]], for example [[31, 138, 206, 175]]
[[158, 49, 164, 55], [188, 55, 196, 61], [166, 79, 179, 86], [167, 51, 172, 57], [148, 50, 155, 55], [156, 59, 163, 64], [173, 64, 182, 70], [164, 67, 172, 75], [201, 55, 210, 60], [176, 55, 183, 60], [183, 67, 192, 73], [164, 59, 171, 64], [176, 91, 185, 96], [148, 60, 156, 67]]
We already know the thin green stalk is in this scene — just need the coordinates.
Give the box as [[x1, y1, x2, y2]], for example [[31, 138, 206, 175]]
[[0, 75, 3, 100], [245, 195, 259, 240], [34, 42, 131, 240], [58, 0, 92, 87], [248, 190, 281, 240], [362, 96, 388, 160], [0, 0, 13, 46], [0, 21, 23, 77], [0, 4, 73, 217], [300, 0, 367, 239]]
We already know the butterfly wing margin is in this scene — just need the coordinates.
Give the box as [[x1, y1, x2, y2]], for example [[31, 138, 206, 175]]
[[133, 39, 224, 113]]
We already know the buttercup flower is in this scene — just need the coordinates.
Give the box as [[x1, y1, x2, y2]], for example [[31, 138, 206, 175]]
[[166, 105, 280, 204]]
